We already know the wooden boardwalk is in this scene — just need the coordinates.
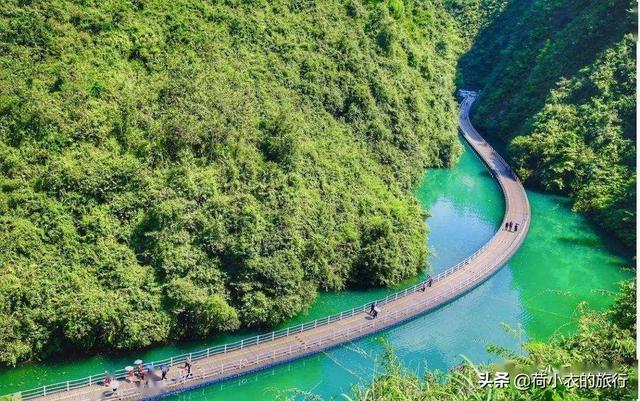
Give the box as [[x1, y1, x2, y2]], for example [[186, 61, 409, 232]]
[[16, 92, 530, 401]]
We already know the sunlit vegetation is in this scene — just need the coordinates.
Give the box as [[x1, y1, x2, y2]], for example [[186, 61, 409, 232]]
[[457, 0, 636, 247], [444, 0, 508, 49], [0, 0, 634, 373], [0, 0, 464, 365]]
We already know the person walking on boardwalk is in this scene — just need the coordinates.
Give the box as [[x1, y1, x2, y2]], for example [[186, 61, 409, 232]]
[[368, 302, 375, 315], [184, 359, 193, 379], [421, 282, 426, 292], [127, 368, 135, 383], [372, 306, 379, 319], [137, 365, 145, 382], [504, 221, 509, 230], [427, 277, 433, 287], [111, 380, 120, 396], [514, 223, 519, 232], [161, 365, 169, 381]]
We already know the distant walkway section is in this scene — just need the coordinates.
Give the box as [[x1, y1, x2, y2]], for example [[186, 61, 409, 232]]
[[14, 91, 530, 401]]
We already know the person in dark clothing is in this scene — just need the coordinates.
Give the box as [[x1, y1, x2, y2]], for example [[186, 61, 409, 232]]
[[184, 360, 193, 378], [504, 221, 509, 230], [421, 283, 426, 292], [369, 303, 375, 315], [514, 223, 519, 232], [427, 278, 433, 287]]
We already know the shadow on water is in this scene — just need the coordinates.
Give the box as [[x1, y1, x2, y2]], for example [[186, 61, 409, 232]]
[[556, 235, 608, 249], [527, 188, 635, 265]]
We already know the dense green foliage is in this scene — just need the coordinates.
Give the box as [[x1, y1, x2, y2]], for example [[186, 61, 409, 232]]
[[510, 38, 636, 246], [457, 0, 637, 247], [0, 0, 463, 365], [443, 0, 507, 48], [328, 280, 637, 401]]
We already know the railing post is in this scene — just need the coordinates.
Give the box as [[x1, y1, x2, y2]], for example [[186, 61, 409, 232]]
[[170, 357, 174, 367], [240, 339, 244, 349], [286, 328, 289, 336], [207, 348, 210, 358], [43, 386, 47, 397], [224, 344, 227, 353], [89, 376, 92, 386], [272, 332, 275, 341]]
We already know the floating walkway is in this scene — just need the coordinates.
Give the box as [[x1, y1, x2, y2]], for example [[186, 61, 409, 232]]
[[14, 91, 530, 401]]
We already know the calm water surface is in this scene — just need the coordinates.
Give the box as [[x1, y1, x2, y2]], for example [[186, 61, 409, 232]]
[[0, 142, 632, 400]]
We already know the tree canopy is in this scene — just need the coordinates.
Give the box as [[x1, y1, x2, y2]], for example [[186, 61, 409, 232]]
[[0, 0, 463, 365], [455, 0, 636, 247]]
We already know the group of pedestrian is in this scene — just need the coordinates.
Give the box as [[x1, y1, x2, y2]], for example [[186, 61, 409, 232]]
[[367, 276, 437, 321], [504, 221, 519, 232], [101, 357, 196, 397], [420, 278, 433, 292]]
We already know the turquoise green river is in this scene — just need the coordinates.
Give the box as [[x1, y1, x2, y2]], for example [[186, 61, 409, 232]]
[[0, 141, 632, 400]]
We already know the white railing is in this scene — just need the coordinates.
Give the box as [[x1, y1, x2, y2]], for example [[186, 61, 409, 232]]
[[459, 93, 530, 227], [13, 93, 529, 401], [15, 237, 495, 401], [48, 272, 491, 401]]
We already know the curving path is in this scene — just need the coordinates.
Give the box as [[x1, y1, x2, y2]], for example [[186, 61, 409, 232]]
[[17, 91, 530, 401]]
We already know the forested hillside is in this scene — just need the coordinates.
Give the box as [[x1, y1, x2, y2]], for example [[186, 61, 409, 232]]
[[0, 0, 463, 365], [1, 0, 635, 369], [456, 0, 636, 247]]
